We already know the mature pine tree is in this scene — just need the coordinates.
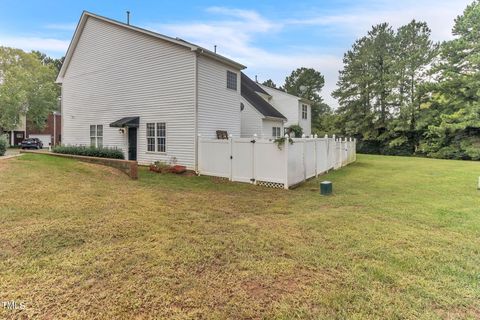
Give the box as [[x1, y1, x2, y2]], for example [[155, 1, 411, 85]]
[[367, 23, 396, 132], [333, 37, 375, 139], [333, 23, 397, 147], [389, 20, 437, 151], [422, 1, 480, 159]]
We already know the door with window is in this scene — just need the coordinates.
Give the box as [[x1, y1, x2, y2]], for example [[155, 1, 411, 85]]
[[128, 127, 137, 161]]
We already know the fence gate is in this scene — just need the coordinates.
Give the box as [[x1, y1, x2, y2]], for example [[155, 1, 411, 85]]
[[231, 138, 255, 183]]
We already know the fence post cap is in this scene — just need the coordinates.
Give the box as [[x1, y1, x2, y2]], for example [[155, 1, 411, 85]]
[[324, 134, 328, 138], [284, 134, 289, 138], [228, 134, 233, 138], [301, 134, 306, 138], [314, 134, 318, 138]]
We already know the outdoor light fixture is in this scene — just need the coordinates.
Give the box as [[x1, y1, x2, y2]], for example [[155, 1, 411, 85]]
[[119, 128, 125, 134]]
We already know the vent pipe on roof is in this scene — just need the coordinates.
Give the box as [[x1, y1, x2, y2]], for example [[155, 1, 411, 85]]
[[126, 11, 130, 25], [214, 45, 217, 53], [255, 75, 258, 82]]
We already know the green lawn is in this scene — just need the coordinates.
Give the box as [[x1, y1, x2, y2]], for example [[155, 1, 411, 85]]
[[0, 154, 479, 319]]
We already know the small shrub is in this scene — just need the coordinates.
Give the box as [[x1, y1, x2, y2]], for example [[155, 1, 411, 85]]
[[53, 145, 124, 159], [287, 125, 303, 138], [0, 135, 7, 156], [273, 136, 294, 150], [149, 160, 171, 173]]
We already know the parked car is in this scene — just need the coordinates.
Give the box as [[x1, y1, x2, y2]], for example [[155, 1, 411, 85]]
[[20, 138, 43, 150]]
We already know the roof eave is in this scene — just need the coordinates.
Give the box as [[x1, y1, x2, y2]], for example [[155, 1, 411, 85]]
[[264, 116, 287, 122], [300, 98, 313, 104], [196, 48, 246, 70]]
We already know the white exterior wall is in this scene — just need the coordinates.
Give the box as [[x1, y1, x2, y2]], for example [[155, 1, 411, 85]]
[[240, 98, 263, 137], [298, 102, 312, 136], [197, 55, 241, 138], [240, 98, 284, 138], [262, 119, 284, 139], [259, 85, 311, 136], [62, 17, 197, 168]]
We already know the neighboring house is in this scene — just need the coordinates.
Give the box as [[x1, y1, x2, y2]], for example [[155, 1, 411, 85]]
[[240, 73, 286, 138], [257, 84, 312, 137], [26, 112, 62, 147], [56, 11, 246, 169], [3, 114, 26, 147]]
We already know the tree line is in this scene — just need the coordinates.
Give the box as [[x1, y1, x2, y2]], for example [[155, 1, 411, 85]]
[[265, 1, 479, 160]]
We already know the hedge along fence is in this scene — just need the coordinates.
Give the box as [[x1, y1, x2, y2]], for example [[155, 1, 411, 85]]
[[20, 150, 138, 179]]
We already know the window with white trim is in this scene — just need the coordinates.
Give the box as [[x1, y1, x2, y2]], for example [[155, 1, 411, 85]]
[[302, 104, 308, 120], [146, 122, 166, 152], [272, 127, 281, 138], [227, 71, 237, 90], [90, 125, 103, 147]]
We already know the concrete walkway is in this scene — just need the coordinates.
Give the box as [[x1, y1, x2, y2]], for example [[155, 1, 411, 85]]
[[0, 148, 23, 160]]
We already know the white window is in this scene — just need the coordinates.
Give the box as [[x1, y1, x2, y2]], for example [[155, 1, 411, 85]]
[[227, 71, 237, 90], [272, 127, 281, 138], [146, 123, 155, 152], [90, 125, 103, 148], [146, 122, 166, 153], [302, 104, 308, 120]]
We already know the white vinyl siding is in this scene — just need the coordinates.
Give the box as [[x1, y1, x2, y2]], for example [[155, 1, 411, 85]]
[[240, 98, 263, 137], [197, 55, 241, 139], [61, 16, 196, 168], [258, 85, 311, 136], [298, 102, 311, 136], [262, 119, 284, 139]]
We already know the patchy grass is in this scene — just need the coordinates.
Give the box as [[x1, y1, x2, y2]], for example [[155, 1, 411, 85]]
[[0, 154, 479, 319]]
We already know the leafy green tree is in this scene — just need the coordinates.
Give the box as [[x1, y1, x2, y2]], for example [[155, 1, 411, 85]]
[[284, 67, 330, 134], [0, 47, 59, 132]]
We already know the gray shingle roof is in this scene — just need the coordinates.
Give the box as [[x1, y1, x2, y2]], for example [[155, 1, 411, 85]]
[[241, 73, 286, 120]]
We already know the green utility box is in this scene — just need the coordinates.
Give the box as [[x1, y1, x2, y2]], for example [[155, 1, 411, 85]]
[[320, 181, 332, 195]]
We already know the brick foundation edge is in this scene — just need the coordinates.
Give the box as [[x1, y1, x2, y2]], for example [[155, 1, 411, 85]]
[[20, 150, 138, 179]]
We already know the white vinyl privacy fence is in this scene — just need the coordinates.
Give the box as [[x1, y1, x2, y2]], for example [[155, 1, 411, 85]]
[[198, 135, 356, 189]]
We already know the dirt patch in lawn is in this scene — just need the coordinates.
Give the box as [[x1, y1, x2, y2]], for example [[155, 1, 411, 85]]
[[0, 159, 10, 172], [80, 161, 124, 178]]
